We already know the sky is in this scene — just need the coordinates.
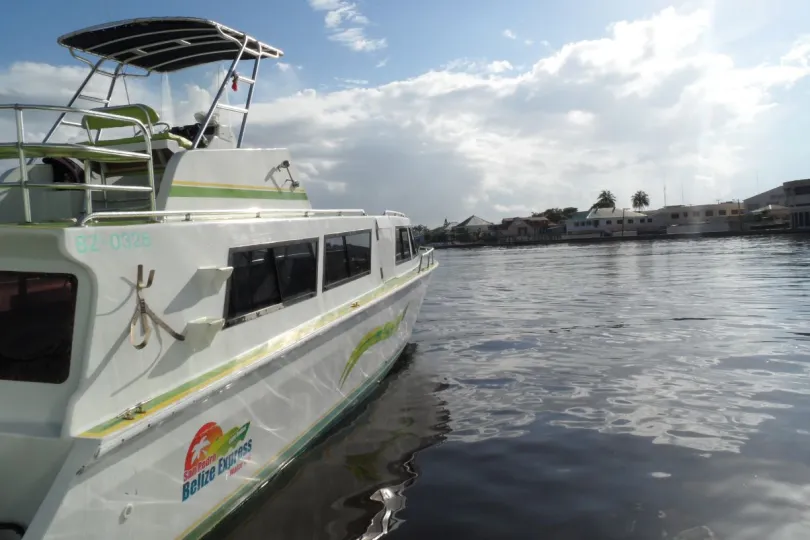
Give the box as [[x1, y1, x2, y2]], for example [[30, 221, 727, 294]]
[[2, 0, 810, 226]]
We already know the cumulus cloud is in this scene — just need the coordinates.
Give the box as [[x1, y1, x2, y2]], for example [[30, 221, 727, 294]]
[[308, 0, 386, 52], [241, 7, 810, 224], [2, 7, 810, 227], [502, 29, 517, 40]]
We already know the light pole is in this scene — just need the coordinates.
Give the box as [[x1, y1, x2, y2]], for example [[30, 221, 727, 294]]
[[621, 208, 625, 237]]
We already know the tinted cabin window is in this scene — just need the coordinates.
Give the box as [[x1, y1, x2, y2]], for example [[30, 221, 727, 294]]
[[228, 249, 280, 320], [408, 228, 418, 253], [324, 230, 372, 290], [0, 271, 77, 384], [324, 236, 350, 285], [274, 241, 318, 302], [226, 240, 318, 326], [395, 227, 411, 263], [346, 231, 372, 276]]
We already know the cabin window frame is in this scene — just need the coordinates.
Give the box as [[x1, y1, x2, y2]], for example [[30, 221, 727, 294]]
[[0, 271, 78, 384], [323, 228, 374, 291], [408, 227, 419, 258], [395, 226, 413, 265], [223, 237, 319, 329]]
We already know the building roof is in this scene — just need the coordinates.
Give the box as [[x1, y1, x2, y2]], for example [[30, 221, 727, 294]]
[[744, 185, 784, 203], [430, 221, 458, 232], [586, 208, 647, 219], [567, 211, 590, 221], [58, 18, 283, 73], [783, 178, 810, 188], [456, 215, 493, 227]]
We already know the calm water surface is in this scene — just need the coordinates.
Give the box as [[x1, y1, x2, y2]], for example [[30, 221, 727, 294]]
[[214, 236, 810, 540]]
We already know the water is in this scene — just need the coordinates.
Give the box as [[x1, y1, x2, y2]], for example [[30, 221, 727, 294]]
[[213, 236, 810, 540]]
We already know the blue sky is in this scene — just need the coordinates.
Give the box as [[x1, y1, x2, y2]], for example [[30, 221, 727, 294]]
[[2, 1, 810, 224], [9, 0, 809, 93]]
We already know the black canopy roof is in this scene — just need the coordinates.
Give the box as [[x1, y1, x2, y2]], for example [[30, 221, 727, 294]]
[[57, 17, 283, 73]]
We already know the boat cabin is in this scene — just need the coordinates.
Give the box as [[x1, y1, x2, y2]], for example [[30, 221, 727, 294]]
[[0, 17, 305, 225]]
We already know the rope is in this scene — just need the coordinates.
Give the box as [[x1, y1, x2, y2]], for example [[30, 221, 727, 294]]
[[129, 265, 185, 350]]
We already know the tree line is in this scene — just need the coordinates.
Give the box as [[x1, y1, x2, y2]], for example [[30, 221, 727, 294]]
[[590, 190, 650, 212], [413, 190, 653, 244]]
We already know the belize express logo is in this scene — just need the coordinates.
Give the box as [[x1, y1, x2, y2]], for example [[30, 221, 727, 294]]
[[182, 421, 252, 502]]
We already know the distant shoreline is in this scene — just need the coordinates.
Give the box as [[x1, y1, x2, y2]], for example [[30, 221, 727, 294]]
[[429, 227, 808, 249]]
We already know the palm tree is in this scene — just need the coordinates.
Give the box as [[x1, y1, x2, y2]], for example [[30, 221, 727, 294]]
[[592, 190, 617, 211], [631, 190, 650, 211]]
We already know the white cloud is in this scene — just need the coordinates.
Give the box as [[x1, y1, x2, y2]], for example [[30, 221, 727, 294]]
[[328, 28, 386, 52], [277, 63, 292, 72], [486, 60, 514, 74], [524, 39, 534, 46], [4, 7, 810, 227], [375, 58, 389, 68], [334, 77, 369, 88], [309, 0, 386, 52], [502, 29, 517, 40], [441, 58, 515, 75], [566, 110, 595, 126]]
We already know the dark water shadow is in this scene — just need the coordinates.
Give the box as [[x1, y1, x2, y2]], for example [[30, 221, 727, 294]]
[[207, 343, 451, 540]]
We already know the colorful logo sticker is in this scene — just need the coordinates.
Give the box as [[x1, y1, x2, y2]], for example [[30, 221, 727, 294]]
[[182, 421, 252, 502], [339, 303, 409, 388]]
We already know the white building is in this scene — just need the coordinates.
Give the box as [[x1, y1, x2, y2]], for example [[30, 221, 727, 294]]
[[783, 178, 810, 230], [454, 215, 493, 237], [744, 186, 786, 212], [566, 208, 655, 236], [647, 202, 744, 230]]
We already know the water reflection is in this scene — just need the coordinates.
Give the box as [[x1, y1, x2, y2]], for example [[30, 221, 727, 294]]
[[217, 236, 810, 540], [211, 345, 451, 540], [421, 238, 810, 456]]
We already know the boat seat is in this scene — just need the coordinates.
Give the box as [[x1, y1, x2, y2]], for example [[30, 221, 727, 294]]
[[82, 104, 161, 132], [88, 131, 193, 150], [81, 104, 194, 150]]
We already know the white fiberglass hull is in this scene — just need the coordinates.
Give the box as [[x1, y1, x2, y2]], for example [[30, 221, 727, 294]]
[[23, 269, 433, 540]]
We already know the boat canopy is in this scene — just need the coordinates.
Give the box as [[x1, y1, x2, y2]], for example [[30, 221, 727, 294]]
[[57, 17, 283, 73]]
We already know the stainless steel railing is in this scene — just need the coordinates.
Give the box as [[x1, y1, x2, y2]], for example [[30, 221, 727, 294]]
[[417, 246, 435, 273], [0, 104, 155, 223], [80, 207, 368, 226]]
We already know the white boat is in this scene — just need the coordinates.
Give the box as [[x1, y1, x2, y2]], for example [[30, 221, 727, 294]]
[[0, 17, 437, 540]]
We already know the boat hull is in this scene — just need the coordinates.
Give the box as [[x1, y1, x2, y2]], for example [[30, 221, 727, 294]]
[[25, 268, 434, 540]]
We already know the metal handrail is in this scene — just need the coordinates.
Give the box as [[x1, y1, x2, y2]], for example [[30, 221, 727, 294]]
[[0, 103, 155, 223], [24, 184, 152, 193], [383, 210, 407, 217], [417, 246, 435, 273], [80, 207, 368, 226]]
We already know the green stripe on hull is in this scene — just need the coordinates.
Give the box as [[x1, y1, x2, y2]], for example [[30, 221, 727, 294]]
[[183, 342, 409, 540], [169, 185, 309, 201], [81, 266, 435, 438], [339, 304, 409, 387]]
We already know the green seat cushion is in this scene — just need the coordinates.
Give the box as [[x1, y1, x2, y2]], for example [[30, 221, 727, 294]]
[[82, 131, 193, 150], [82, 104, 161, 131]]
